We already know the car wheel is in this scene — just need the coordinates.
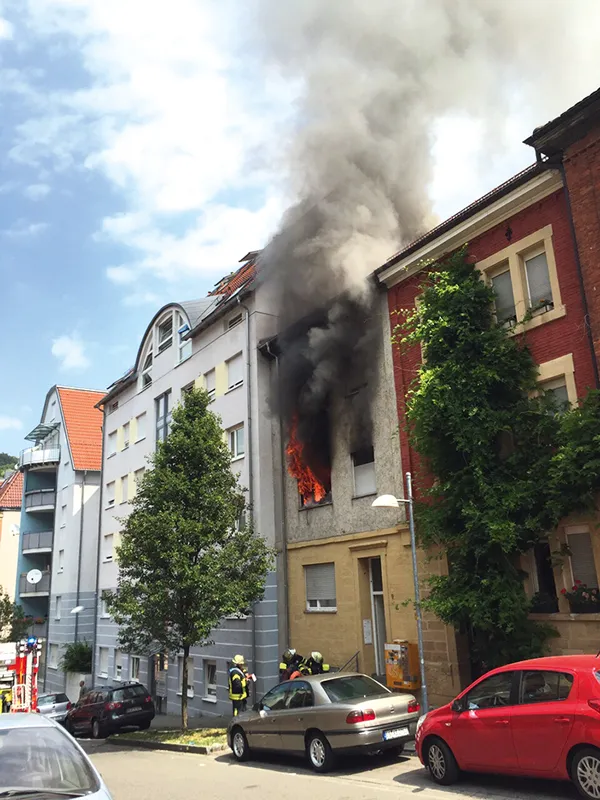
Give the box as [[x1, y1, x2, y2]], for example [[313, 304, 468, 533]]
[[307, 731, 335, 773], [572, 747, 600, 800], [91, 719, 104, 740], [425, 738, 459, 786], [231, 727, 250, 762]]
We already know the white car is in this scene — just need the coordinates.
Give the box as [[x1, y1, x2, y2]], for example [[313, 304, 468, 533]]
[[0, 712, 113, 798]]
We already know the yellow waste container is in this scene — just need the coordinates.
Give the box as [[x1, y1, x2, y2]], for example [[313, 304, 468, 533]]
[[384, 640, 421, 691]]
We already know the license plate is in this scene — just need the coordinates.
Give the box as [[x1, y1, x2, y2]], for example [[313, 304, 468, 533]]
[[126, 706, 142, 713], [383, 726, 409, 741]]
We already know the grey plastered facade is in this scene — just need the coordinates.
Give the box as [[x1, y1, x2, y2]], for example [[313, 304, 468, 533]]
[[95, 279, 281, 717]]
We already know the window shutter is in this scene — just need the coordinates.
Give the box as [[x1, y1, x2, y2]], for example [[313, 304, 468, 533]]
[[568, 530, 598, 588], [305, 563, 336, 602], [227, 354, 244, 388], [525, 252, 552, 307]]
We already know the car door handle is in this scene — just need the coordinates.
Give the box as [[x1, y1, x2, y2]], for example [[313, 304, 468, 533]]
[[494, 719, 510, 725], [554, 717, 571, 724]]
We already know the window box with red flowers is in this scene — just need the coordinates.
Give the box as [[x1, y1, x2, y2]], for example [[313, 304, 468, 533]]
[[561, 581, 600, 613]]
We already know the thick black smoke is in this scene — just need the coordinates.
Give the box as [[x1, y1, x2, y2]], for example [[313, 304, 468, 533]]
[[252, 0, 598, 476]]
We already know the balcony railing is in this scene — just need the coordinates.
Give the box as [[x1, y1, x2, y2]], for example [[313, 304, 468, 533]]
[[24, 489, 56, 511], [19, 571, 51, 596], [22, 531, 53, 553], [19, 446, 60, 469]]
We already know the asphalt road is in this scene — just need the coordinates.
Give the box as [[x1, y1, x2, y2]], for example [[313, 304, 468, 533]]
[[86, 741, 579, 800]]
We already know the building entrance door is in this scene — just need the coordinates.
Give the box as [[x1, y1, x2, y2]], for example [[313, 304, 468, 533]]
[[369, 557, 386, 676]]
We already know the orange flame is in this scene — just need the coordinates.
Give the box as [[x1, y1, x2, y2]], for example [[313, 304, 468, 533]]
[[286, 417, 326, 504]]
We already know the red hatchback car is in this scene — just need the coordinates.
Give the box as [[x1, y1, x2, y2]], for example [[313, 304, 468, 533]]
[[416, 655, 600, 799]]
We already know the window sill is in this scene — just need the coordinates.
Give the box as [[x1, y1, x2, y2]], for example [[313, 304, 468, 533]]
[[113, 676, 122, 682], [60, 524, 66, 529], [102, 558, 113, 564], [121, 445, 129, 452], [231, 454, 245, 463], [305, 608, 337, 614], [119, 500, 128, 505], [177, 354, 192, 367], [98, 672, 108, 679], [48, 665, 58, 671], [530, 611, 600, 621], [101, 614, 111, 619], [135, 437, 146, 444], [509, 304, 566, 336], [55, 618, 61, 622], [57, 568, 64, 574], [107, 453, 116, 459], [225, 383, 243, 395], [105, 505, 115, 511], [298, 501, 333, 512], [352, 492, 377, 500], [177, 691, 195, 699], [202, 696, 217, 704]]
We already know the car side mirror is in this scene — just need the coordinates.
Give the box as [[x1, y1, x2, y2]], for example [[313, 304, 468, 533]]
[[451, 698, 465, 713]]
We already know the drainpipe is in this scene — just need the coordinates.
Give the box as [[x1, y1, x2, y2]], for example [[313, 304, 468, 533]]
[[91, 420, 106, 688], [556, 159, 600, 388], [74, 470, 87, 643], [266, 340, 290, 650], [237, 298, 256, 692]]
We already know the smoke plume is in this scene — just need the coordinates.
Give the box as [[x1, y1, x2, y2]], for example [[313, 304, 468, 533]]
[[253, 0, 598, 474]]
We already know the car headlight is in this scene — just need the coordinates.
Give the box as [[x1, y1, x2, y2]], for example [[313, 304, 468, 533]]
[[416, 713, 427, 734]]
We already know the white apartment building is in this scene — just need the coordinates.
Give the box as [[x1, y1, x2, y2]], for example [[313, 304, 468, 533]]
[[94, 255, 282, 717], [17, 386, 103, 694]]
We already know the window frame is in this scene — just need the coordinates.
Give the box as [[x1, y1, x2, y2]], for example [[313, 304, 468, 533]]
[[55, 595, 61, 621], [105, 481, 116, 508], [477, 225, 564, 334], [304, 562, 337, 613], [228, 313, 243, 330], [129, 655, 141, 682], [48, 643, 59, 669], [226, 353, 244, 391], [536, 354, 577, 409], [352, 446, 376, 498], [488, 262, 517, 328], [260, 683, 289, 712], [98, 647, 109, 678], [107, 430, 117, 457], [178, 314, 192, 363], [204, 369, 216, 401], [140, 350, 153, 389], [156, 313, 174, 353], [462, 670, 518, 711], [122, 421, 130, 449], [203, 659, 217, 700], [135, 412, 147, 442], [566, 525, 599, 590], [114, 649, 123, 681], [102, 533, 114, 563], [155, 391, 172, 447], [228, 425, 245, 460], [120, 474, 129, 504]]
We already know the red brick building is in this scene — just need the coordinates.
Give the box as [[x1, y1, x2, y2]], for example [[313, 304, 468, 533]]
[[377, 94, 600, 696]]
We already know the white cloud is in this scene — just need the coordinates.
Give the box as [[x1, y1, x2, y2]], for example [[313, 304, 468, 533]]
[[0, 17, 13, 40], [0, 416, 22, 431], [16, 0, 287, 296], [51, 333, 91, 371], [122, 291, 163, 307], [24, 183, 51, 200], [2, 219, 49, 238]]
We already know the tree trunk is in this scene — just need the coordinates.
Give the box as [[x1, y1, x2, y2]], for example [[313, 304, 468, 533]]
[[181, 644, 189, 730]]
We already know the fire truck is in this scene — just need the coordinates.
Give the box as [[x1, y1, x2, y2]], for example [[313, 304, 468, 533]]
[[0, 637, 43, 713]]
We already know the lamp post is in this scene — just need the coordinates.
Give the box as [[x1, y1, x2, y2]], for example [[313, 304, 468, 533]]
[[372, 472, 429, 713]]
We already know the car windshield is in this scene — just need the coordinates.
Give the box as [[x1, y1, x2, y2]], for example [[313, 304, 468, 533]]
[[322, 675, 390, 702], [0, 725, 99, 793], [37, 696, 56, 706]]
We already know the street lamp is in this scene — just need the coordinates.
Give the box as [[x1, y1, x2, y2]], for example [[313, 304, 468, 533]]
[[372, 472, 429, 713]]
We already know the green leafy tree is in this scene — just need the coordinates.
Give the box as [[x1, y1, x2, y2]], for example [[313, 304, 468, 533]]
[[0, 453, 17, 478], [106, 388, 274, 728], [0, 587, 28, 642], [396, 249, 600, 674]]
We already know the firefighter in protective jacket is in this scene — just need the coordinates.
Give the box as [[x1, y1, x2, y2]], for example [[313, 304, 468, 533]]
[[300, 651, 330, 676], [228, 655, 248, 716]]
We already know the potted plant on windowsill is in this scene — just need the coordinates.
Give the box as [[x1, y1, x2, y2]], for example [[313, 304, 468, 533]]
[[561, 581, 600, 613]]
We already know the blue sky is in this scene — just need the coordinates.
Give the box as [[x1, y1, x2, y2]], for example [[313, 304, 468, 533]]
[[1, 0, 599, 457]]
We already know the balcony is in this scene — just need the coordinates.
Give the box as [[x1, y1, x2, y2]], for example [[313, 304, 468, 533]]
[[19, 446, 60, 469], [19, 571, 51, 597], [22, 531, 53, 554], [24, 489, 56, 512]]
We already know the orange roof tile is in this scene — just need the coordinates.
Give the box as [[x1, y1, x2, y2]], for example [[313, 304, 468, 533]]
[[57, 387, 104, 472], [209, 258, 256, 297], [0, 471, 23, 509]]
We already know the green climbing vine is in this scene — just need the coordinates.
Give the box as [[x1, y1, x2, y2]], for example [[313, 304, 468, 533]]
[[394, 248, 600, 674]]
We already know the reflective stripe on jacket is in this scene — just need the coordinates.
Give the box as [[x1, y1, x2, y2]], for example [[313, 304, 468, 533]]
[[228, 666, 248, 701]]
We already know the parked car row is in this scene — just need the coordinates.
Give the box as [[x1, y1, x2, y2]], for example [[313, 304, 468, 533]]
[[38, 681, 155, 739]]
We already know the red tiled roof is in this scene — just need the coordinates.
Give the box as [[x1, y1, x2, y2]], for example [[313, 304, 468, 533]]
[[209, 258, 256, 298], [57, 387, 104, 471], [0, 471, 23, 509]]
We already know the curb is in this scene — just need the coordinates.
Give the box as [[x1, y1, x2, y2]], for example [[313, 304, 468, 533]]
[[107, 736, 228, 755]]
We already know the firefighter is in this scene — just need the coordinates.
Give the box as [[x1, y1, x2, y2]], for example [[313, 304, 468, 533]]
[[300, 651, 330, 676], [228, 655, 249, 717], [279, 649, 303, 682]]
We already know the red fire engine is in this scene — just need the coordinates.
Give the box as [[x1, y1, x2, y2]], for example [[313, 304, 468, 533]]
[[0, 637, 43, 713]]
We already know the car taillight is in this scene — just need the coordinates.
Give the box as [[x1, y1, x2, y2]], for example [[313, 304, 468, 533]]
[[106, 701, 123, 711], [144, 696, 152, 704], [588, 699, 600, 714], [408, 702, 421, 714], [66, 702, 72, 711], [346, 708, 376, 724]]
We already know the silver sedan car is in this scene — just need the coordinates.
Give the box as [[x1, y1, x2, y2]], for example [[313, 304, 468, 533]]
[[37, 691, 72, 725], [227, 672, 420, 772], [0, 713, 113, 798]]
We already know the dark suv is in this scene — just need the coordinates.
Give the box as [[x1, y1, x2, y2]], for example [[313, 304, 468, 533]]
[[66, 682, 155, 739]]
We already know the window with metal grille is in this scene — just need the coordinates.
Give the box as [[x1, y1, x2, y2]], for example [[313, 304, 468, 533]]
[[305, 562, 336, 612]]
